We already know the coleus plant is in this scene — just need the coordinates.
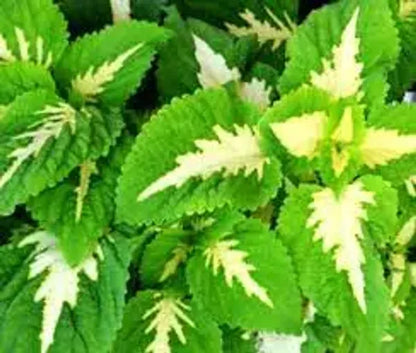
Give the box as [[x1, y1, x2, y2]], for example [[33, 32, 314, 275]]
[[2, 0, 416, 353]]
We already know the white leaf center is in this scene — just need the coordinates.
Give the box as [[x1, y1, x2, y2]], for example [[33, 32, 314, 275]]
[[72, 43, 143, 101], [310, 8, 363, 99], [110, 0, 131, 23], [143, 295, 195, 353], [307, 181, 375, 313], [204, 238, 274, 307], [0, 103, 76, 190], [19, 232, 103, 353], [138, 124, 269, 201]]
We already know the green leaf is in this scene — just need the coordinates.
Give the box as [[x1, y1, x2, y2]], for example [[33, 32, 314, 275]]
[[382, 290, 416, 353], [187, 216, 302, 332], [54, 20, 171, 107], [278, 175, 396, 353], [0, 89, 124, 215], [114, 290, 222, 353], [279, 0, 399, 109], [222, 327, 256, 353], [116, 88, 281, 226], [0, 233, 131, 353], [27, 136, 132, 266], [140, 228, 192, 286], [0, 0, 68, 66], [0, 62, 55, 105], [362, 103, 416, 185]]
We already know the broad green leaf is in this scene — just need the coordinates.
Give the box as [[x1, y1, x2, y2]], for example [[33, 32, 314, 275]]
[[27, 137, 132, 266], [117, 88, 281, 226], [362, 103, 416, 185], [279, 0, 399, 109], [140, 228, 192, 286], [0, 62, 55, 105], [54, 20, 171, 107], [0, 0, 68, 66], [0, 232, 131, 353], [114, 290, 222, 353], [0, 89, 124, 215], [131, 0, 168, 22], [278, 175, 397, 353], [187, 217, 302, 332], [172, 0, 298, 34], [382, 290, 416, 353]]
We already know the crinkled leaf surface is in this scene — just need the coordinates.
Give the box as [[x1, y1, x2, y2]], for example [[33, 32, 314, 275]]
[[187, 217, 302, 332], [117, 88, 281, 226], [54, 20, 171, 107], [114, 290, 222, 353], [27, 137, 132, 266], [0, 0, 68, 66], [279, 0, 399, 109], [0, 234, 131, 353], [278, 175, 397, 353], [0, 90, 124, 215]]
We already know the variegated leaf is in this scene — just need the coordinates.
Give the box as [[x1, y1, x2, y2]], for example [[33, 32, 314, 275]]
[[117, 88, 281, 226], [187, 216, 302, 331]]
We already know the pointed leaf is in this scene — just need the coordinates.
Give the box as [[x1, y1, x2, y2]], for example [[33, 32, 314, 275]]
[[0, 90, 124, 215], [0, 0, 68, 66], [187, 217, 302, 332], [114, 291, 222, 353], [54, 20, 171, 107], [0, 232, 131, 353], [117, 88, 281, 226]]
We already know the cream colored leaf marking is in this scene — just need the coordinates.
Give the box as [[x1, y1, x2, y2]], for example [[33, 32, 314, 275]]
[[257, 332, 306, 353], [72, 43, 143, 101], [391, 217, 416, 297], [360, 128, 416, 169], [143, 295, 195, 353], [0, 103, 76, 190], [138, 124, 269, 201], [36, 36, 53, 68], [0, 34, 15, 61], [19, 232, 103, 353], [405, 175, 416, 197], [310, 8, 363, 99], [331, 107, 354, 176], [15, 27, 30, 61], [409, 263, 416, 287], [75, 160, 98, 222], [400, 0, 416, 18], [110, 0, 131, 23], [204, 239, 274, 307], [240, 78, 272, 111], [192, 35, 241, 88], [159, 244, 190, 282], [307, 181, 375, 313], [226, 9, 296, 50], [270, 111, 327, 159]]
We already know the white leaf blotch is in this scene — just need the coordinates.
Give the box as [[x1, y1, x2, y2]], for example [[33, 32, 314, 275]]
[[138, 124, 269, 201], [0, 33, 15, 62], [405, 175, 416, 197], [226, 9, 295, 50], [0, 103, 76, 189], [310, 8, 363, 99], [270, 111, 327, 159], [15, 27, 30, 61], [257, 332, 306, 353], [75, 160, 98, 222], [143, 295, 195, 353], [400, 0, 416, 18], [360, 128, 416, 169], [159, 244, 189, 282], [192, 34, 241, 88], [36, 36, 53, 68], [240, 78, 272, 111], [110, 0, 131, 23], [19, 232, 103, 353], [307, 181, 375, 313], [204, 239, 273, 307], [72, 43, 143, 101]]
